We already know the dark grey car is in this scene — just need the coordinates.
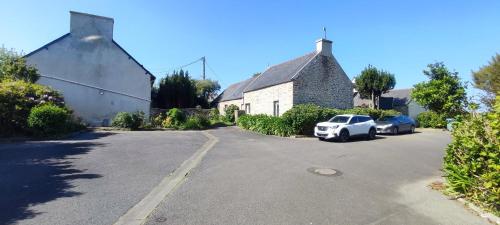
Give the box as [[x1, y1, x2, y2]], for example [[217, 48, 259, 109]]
[[375, 115, 416, 135]]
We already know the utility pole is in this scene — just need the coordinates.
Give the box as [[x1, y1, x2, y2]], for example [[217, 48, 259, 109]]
[[201, 56, 206, 80]]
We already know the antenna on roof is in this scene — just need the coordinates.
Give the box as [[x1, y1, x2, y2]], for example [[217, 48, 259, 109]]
[[323, 27, 327, 39]]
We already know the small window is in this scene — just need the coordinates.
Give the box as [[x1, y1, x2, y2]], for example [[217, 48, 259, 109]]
[[349, 116, 359, 124], [245, 103, 251, 114], [224, 105, 228, 110], [273, 101, 279, 116]]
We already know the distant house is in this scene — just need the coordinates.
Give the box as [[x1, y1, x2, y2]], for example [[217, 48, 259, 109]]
[[25, 11, 155, 126], [353, 88, 426, 120], [214, 38, 353, 116]]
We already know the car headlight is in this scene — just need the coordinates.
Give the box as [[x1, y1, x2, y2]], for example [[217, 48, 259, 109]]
[[329, 125, 338, 129]]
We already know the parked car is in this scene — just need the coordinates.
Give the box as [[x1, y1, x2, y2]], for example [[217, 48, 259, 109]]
[[314, 114, 377, 142], [375, 115, 416, 135]]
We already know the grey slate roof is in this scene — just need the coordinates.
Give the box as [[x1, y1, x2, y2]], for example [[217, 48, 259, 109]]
[[353, 88, 412, 107], [215, 76, 257, 102], [244, 52, 317, 92]]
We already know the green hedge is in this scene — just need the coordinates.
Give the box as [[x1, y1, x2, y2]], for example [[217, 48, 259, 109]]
[[281, 104, 400, 135], [27, 104, 71, 136], [224, 104, 239, 123], [0, 80, 65, 136], [238, 104, 400, 136], [416, 111, 447, 128], [443, 98, 499, 216]]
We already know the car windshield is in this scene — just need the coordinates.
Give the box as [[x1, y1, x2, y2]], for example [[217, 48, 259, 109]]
[[329, 116, 350, 123], [378, 116, 397, 121]]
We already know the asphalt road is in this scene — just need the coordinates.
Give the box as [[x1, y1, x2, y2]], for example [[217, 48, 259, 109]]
[[0, 131, 207, 225], [145, 127, 490, 225]]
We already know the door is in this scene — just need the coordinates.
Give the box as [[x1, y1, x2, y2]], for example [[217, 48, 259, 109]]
[[348, 116, 362, 135], [397, 116, 411, 132]]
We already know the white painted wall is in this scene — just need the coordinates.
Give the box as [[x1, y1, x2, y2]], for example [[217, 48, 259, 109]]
[[25, 11, 152, 126], [243, 82, 293, 116], [218, 99, 243, 115]]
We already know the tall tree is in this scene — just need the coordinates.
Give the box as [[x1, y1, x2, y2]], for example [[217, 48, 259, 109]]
[[354, 65, 396, 109], [154, 70, 197, 109], [195, 79, 220, 102], [0, 47, 39, 83], [411, 62, 467, 116], [472, 53, 500, 109]]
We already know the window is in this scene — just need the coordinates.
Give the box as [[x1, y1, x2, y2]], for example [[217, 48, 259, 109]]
[[224, 105, 227, 110], [349, 116, 359, 124], [329, 116, 350, 123], [358, 116, 371, 123], [245, 103, 250, 114], [273, 101, 279, 116]]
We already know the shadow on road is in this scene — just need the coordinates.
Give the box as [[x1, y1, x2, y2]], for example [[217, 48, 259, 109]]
[[0, 133, 108, 225]]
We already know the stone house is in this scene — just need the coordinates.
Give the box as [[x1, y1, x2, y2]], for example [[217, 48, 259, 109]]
[[214, 38, 353, 116], [25, 11, 155, 126], [353, 88, 426, 120]]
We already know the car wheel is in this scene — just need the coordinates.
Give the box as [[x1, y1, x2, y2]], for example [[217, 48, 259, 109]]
[[339, 130, 349, 142], [410, 125, 415, 134], [368, 128, 376, 140], [393, 127, 399, 135]]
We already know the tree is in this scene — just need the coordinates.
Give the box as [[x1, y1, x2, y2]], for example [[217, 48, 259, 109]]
[[194, 79, 220, 102], [0, 47, 39, 83], [411, 62, 467, 116], [472, 53, 500, 109], [354, 65, 396, 109], [154, 70, 197, 109]]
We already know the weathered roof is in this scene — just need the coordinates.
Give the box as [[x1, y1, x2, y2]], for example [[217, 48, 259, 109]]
[[353, 88, 412, 107], [244, 52, 317, 92], [215, 76, 257, 102]]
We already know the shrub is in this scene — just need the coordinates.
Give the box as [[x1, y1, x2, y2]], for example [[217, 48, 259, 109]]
[[27, 104, 70, 136], [167, 108, 186, 127], [0, 80, 64, 136], [443, 99, 499, 215], [182, 114, 210, 130], [224, 104, 239, 123], [111, 111, 144, 130], [417, 111, 446, 128], [237, 114, 293, 137], [209, 108, 220, 121]]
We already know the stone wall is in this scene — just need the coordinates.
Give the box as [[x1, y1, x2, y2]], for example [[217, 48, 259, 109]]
[[293, 54, 353, 109], [242, 82, 293, 116], [217, 99, 243, 115]]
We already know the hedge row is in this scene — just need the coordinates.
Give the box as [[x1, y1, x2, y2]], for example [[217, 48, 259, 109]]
[[416, 111, 447, 128], [443, 97, 500, 215], [237, 104, 400, 136]]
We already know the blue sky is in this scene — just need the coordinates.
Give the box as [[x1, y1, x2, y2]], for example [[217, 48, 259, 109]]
[[1, 0, 499, 98]]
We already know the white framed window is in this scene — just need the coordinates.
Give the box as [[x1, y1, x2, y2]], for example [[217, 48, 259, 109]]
[[273, 101, 279, 116]]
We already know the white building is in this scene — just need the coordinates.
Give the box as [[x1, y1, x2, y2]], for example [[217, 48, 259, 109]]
[[25, 11, 155, 126]]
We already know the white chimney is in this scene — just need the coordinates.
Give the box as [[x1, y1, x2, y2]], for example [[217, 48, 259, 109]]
[[70, 11, 114, 40], [315, 38, 333, 57]]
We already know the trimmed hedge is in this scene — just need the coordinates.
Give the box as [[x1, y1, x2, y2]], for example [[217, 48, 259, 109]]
[[416, 111, 447, 128], [27, 104, 70, 136], [238, 104, 400, 136], [224, 104, 239, 123], [443, 98, 500, 215]]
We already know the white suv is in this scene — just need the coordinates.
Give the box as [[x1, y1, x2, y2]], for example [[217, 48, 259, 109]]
[[314, 114, 377, 142]]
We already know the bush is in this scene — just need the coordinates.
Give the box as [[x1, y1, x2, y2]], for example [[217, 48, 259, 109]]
[[417, 111, 446, 128], [167, 108, 186, 127], [443, 99, 499, 215], [209, 108, 220, 121], [111, 111, 145, 130], [0, 80, 64, 136], [237, 114, 293, 137], [182, 114, 210, 130], [27, 104, 70, 136], [224, 104, 239, 123]]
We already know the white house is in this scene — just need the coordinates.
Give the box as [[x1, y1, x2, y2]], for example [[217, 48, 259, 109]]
[[25, 11, 155, 126]]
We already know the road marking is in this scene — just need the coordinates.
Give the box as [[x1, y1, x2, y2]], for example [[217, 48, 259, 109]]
[[113, 131, 218, 225]]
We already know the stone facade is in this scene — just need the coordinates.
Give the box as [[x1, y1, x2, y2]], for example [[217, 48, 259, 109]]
[[293, 54, 353, 109], [243, 82, 293, 116], [25, 11, 154, 126], [218, 98, 243, 115]]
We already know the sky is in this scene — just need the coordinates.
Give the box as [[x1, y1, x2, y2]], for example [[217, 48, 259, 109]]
[[1, 0, 499, 99]]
